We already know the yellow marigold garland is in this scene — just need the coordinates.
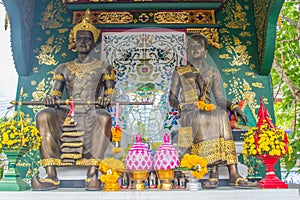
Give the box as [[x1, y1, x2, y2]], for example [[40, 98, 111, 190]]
[[112, 125, 122, 143], [197, 100, 216, 111], [111, 125, 122, 154]]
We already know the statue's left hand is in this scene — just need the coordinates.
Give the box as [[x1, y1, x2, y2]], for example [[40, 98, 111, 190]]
[[232, 107, 248, 125], [97, 96, 111, 108]]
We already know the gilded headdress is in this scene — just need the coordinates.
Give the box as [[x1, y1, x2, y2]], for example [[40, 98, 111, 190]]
[[68, 9, 100, 50]]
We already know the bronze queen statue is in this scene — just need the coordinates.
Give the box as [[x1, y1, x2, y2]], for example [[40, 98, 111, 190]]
[[169, 34, 256, 189]]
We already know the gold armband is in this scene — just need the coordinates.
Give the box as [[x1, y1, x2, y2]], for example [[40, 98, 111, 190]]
[[49, 90, 62, 97], [104, 88, 117, 96], [103, 71, 116, 81], [52, 73, 65, 81], [230, 104, 239, 111]]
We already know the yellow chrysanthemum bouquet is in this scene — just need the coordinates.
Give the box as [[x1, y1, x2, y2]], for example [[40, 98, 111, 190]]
[[242, 98, 291, 189], [0, 111, 41, 151], [179, 154, 208, 179], [242, 123, 291, 157], [242, 98, 291, 157]]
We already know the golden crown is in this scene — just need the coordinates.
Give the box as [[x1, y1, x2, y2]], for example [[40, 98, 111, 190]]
[[72, 9, 100, 43]]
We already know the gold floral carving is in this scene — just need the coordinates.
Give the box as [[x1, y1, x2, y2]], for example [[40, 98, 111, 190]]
[[192, 10, 215, 24], [73, 10, 215, 25], [29, 78, 53, 113], [36, 32, 66, 66], [245, 72, 256, 78], [187, 28, 220, 49], [252, 82, 264, 88], [223, 1, 250, 30], [73, 11, 133, 24], [98, 12, 133, 24], [154, 10, 215, 24], [39, 1, 65, 29], [228, 77, 259, 109], [222, 68, 241, 75], [36, 35, 59, 66], [32, 79, 47, 101], [227, 36, 252, 66], [154, 12, 190, 24], [219, 54, 230, 59], [253, 0, 274, 65]]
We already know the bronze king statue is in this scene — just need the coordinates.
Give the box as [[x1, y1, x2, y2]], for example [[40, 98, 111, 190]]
[[169, 34, 256, 189], [31, 9, 116, 191]]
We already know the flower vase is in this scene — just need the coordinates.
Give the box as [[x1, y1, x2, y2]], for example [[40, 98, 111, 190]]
[[257, 154, 288, 189], [0, 149, 30, 191], [181, 170, 201, 191]]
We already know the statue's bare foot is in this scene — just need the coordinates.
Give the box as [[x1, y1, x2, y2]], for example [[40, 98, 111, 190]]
[[85, 174, 101, 191], [31, 174, 60, 191], [203, 178, 219, 189], [229, 177, 257, 188]]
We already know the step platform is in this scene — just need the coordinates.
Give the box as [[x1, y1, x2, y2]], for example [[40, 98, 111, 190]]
[[0, 187, 298, 200]]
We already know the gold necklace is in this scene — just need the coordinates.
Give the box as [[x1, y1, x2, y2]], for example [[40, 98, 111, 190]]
[[67, 58, 101, 80], [74, 58, 97, 67]]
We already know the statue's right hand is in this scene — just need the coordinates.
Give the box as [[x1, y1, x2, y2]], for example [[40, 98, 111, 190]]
[[43, 95, 59, 107]]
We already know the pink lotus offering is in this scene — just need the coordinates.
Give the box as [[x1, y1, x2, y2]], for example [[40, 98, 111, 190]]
[[154, 133, 180, 170], [125, 134, 153, 190], [154, 133, 180, 190]]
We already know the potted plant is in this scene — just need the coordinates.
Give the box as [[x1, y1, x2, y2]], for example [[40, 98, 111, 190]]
[[0, 110, 41, 191], [242, 98, 292, 189]]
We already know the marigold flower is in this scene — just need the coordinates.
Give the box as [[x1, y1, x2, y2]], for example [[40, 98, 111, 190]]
[[242, 121, 291, 157]]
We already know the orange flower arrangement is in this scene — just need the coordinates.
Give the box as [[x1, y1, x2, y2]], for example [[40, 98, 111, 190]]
[[197, 99, 216, 111], [112, 125, 122, 142], [111, 125, 122, 154]]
